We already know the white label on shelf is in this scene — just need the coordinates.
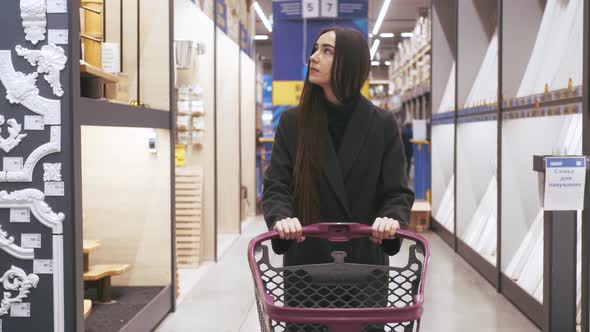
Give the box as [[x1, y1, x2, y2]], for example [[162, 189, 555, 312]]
[[21, 234, 41, 249], [44, 182, 65, 197], [47, 0, 68, 13], [34, 259, 53, 274], [10, 208, 30, 223], [102, 43, 121, 73], [48, 29, 69, 44], [321, 0, 338, 17], [24, 115, 45, 130], [10, 303, 30, 317], [302, 0, 320, 18], [543, 157, 587, 211], [3, 157, 23, 172]]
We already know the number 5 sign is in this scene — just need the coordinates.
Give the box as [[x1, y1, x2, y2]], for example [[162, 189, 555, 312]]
[[302, 0, 320, 18]]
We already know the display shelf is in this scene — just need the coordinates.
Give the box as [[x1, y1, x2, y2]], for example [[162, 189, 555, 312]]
[[432, 0, 456, 117], [431, 124, 455, 235], [456, 120, 498, 266], [78, 97, 171, 128], [501, 3, 584, 326], [80, 61, 120, 84], [455, 0, 499, 271]]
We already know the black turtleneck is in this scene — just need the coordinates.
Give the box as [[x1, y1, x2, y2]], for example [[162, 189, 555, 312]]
[[323, 96, 359, 152]]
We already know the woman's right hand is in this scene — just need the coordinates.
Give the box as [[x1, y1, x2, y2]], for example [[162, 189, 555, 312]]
[[274, 218, 305, 242]]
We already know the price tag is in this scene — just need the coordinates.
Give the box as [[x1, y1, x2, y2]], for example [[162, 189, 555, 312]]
[[3, 157, 23, 172], [44, 182, 65, 197], [321, 0, 338, 17], [24, 115, 45, 130], [10, 303, 30, 317], [34, 260, 53, 274], [48, 29, 69, 44], [302, 0, 320, 18], [21, 234, 41, 249], [10, 208, 30, 223], [47, 0, 68, 13]]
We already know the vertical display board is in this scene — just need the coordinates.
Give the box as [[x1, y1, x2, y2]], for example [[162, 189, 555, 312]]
[[0, 1, 73, 331]]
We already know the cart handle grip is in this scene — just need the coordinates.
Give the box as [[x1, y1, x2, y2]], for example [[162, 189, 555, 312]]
[[257, 222, 428, 245]]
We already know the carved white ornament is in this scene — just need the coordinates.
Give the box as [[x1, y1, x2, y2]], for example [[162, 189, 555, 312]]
[[0, 51, 61, 125], [0, 126, 61, 182], [20, 0, 47, 45], [16, 44, 67, 97], [0, 190, 64, 331], [0, 189, 65, 234], [0, 266, 39, 316], [0, 115, 27, 153], [43, 163, 62, 182], [0, 225, 34, 260]]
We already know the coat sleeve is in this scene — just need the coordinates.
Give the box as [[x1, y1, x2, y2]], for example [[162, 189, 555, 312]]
[[261, 111, 296, 254], [377, 112, 416, 255]]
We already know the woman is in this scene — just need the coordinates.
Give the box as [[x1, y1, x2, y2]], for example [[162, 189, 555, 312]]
[[261, 25, 415, 332], [262, 26, 414, 265]]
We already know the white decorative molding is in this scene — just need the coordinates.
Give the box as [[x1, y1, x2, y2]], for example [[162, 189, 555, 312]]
[[0, 266, 39, 317], [0, 226, 34, 260], [0, 115, 27, 153], [0, 51, 61, 125], [53, 235, 64, 332], [15, 44, 67, 97], [0, 189, 65, 234], [0, 190, 64, 331], [1, 126, 61, 183], [43, 163, 62, 182], [20, 0, 47, 45]]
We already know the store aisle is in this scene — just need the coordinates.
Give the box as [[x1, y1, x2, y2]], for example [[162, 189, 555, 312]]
[[156, 216, 539, 332]]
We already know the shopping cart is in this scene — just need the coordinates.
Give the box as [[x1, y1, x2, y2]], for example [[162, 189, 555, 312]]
[[248, 223, 430, 332]]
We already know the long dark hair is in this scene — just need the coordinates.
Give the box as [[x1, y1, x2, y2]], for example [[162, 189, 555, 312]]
[[293, 27, 371, 225]]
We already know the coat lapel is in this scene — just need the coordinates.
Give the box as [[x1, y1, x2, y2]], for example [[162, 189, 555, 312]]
[[338, 96, 374, 179], [321, 128, 353, 218]]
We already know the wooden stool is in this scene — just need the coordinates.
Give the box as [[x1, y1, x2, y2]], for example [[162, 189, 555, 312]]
[[84, 264, 130, 303]]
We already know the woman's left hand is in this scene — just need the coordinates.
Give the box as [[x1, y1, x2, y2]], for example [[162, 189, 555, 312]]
[[371, 217, 400, 244]]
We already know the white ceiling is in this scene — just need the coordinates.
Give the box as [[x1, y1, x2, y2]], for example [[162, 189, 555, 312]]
[[254, 0, 429, 61]]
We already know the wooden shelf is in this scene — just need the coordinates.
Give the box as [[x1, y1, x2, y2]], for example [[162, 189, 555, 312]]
[[84, 264, 130, 281], [83, 240, 101, 254], [80, 61, 120, 84]]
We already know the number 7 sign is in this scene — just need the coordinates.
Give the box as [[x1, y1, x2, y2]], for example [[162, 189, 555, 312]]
[[321, 0, 338, 17]]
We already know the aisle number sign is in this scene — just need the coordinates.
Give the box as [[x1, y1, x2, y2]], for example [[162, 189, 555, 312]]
[[543, 157, 587, 211], [302, 0, 338, 18]]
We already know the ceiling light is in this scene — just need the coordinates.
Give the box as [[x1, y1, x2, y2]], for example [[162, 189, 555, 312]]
[[369, 33, 374, 38], [385, 61, 391, 66], [254, 2, 272, 32], [254, 35, 269, 40], [370, 39, 380, 60], [380, 32, 394, 38], [371, 61, 380, 66], [401, 32, 413, 38], [372, 0, 391, 35]]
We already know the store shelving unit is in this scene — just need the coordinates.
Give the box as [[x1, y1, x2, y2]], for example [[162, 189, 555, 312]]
[[430, 0, 456, 247], [430, 0, 589, 330]]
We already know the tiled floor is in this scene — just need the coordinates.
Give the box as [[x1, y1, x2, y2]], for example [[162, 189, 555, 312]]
[[156, 216, 540, 332]]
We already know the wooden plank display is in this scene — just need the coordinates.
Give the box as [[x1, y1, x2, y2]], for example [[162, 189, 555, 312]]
[[175, 168, 203, 268]]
